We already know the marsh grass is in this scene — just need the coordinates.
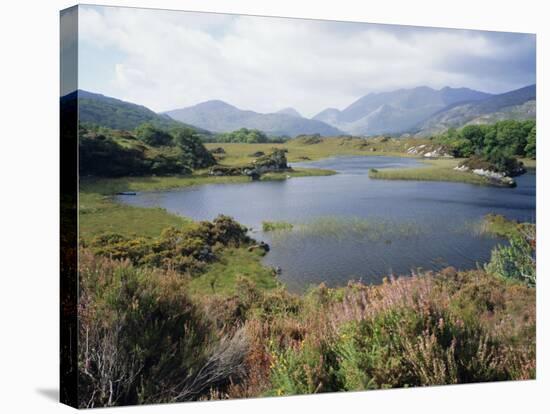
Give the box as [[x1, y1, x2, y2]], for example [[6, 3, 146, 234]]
[[470, 214, 523, 239], [368, 158, 491, 186], [266, 216, 424, 244], [261, 168, 337, 180], [262, 221, 294, 232]]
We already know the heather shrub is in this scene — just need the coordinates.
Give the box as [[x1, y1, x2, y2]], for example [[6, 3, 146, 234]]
[[78, 251, 248, 407], [78, 238, 536, 405], [261, 271, 535, 396]]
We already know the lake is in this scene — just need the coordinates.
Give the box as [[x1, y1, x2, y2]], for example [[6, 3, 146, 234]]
[[117, 156, 536, 291]]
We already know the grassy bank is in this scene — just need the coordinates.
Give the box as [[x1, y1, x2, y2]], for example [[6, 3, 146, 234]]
[[79, 166, 334, 240], [79, 192, 190, 239], [80, 178, 281, 299], [368, 158, 493, 186]]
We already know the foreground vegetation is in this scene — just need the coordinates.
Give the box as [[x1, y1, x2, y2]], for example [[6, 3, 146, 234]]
[[78, 247, 535, 407], [76, 119, 536, 407]]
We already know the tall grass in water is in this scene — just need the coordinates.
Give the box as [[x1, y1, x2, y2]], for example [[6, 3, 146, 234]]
[[262, 221, 294, 232], [267, 216, 424, 243]]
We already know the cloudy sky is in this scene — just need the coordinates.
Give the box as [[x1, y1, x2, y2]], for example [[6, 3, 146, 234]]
[[75, 5, 535, 117]]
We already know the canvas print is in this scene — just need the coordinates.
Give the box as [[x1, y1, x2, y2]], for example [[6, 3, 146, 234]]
[[60, 4, 536, 408]]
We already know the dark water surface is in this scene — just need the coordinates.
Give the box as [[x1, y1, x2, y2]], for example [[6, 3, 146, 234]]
[[117, 156, 536, 291]]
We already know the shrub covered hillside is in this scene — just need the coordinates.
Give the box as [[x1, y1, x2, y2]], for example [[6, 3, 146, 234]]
[[78, 216, 536, 407], [86, 215, 254, 275], [79, 123, 216, 177]]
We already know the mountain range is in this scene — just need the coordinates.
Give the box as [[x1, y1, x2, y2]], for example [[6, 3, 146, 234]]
[[312, 86, 493, 135], [70, 84, 535, 138], [164, 101, 342, 137]]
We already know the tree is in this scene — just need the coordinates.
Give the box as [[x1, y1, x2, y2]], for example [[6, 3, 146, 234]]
[[172, 128, 216, 168], [524, 125, 536, 159], [460, 125, 485, 153], [494, 120, 527, 156], [135, 123, 173, 146], [215, 128, 269, 144]]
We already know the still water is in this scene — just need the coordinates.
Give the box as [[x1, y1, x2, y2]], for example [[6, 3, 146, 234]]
[[117, 156, 536, 291]]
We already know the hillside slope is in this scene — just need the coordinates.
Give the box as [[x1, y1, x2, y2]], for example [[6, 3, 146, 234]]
[[313, 86, 492, 136], [415, 84, 536, 136], [76, 90, 209, 134]]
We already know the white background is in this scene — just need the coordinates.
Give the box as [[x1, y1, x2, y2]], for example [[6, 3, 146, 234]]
[[0, 0, 547, 412]]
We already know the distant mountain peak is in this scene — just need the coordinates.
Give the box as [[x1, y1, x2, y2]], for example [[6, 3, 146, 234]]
[[194, 99, 237, 110], [164, 100, 343, 137], [275, 107, 302, 118], [314, 86, 493, 136], [415, 84, 536, 136]]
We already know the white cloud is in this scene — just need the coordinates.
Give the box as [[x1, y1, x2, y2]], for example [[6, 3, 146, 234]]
[[78, 5, 535, 117]]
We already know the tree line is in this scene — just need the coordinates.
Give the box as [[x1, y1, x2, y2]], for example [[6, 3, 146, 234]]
[[434, 120, 535, 171]]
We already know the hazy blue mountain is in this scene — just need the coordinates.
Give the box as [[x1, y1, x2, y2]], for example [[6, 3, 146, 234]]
[[77, 90, 209, 133], [164, 100, 342, 137], [275, 107, 302, 118], [313, 86, 492, 136], [313, 108, 341, 125], [415, 84, 536, 136]]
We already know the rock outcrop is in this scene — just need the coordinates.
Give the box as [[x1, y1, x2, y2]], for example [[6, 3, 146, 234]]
[[453, 156, 525, 187], [209, 149, 290, 179], [406, 144, 453, 158]]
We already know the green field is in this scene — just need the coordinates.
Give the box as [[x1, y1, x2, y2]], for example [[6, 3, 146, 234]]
[[79, 175, 254, 239], [206, 136, 430, 166]]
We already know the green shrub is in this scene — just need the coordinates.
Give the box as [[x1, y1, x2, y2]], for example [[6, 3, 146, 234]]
[[486, 225, 536, 287], [215, 128, 269, 144], [89, 215, 252, 275], [135, 123, 174, 146]]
